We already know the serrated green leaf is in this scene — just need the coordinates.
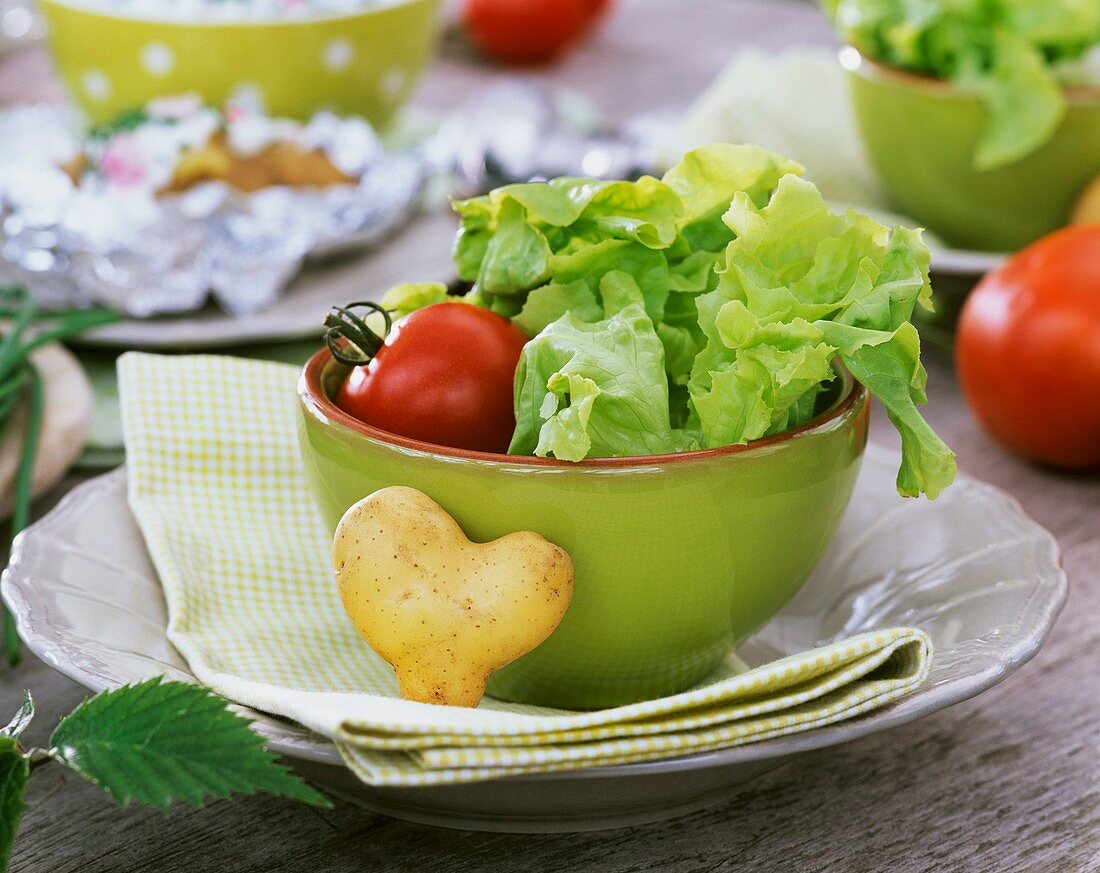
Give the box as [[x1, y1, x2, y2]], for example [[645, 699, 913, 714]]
[[50, 678, 330, 812], [0, 693, 32, 741], [0, 740, 29, 873]]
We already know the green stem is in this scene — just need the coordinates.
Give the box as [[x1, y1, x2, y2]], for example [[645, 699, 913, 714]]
[[0, 382, 23, 426], [0, 290, 120, 668], [0, 376, 25, 406], [0, 293, 37, 373], [323, 301, 392, 365], [13, 311, 120, 361], [4, 365, 42, 667]]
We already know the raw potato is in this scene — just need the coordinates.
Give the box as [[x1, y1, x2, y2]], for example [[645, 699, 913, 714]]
[[1070, 174, 1100, 225], [333, 487, 574, 707]]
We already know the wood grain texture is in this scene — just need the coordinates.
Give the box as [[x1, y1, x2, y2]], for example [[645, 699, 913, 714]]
[[2, 0, 1098, 870]]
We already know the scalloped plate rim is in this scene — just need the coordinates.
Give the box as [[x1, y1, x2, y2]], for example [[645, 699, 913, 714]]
[[0, 444, 1067, 781]]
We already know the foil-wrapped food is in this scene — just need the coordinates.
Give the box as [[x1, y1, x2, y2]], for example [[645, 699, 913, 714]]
[[429, 79, 660, 197], [0, 93, 423, 316]]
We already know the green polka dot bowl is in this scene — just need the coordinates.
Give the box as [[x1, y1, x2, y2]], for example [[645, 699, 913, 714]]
[[39, 0, 441, 127], [297, 349, 870, 710]]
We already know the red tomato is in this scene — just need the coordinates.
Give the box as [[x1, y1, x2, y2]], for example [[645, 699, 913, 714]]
[[334, 302, 528, 454], [583, 0, 612, 23], [956, 225, 1100, 469], [462, 0, 591, 64]]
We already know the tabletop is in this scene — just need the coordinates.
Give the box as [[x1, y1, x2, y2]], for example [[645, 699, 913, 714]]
[[2, 1, 1098, 871]]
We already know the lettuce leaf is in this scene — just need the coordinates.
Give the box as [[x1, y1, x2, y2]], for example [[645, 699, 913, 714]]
[[818, 321, 956, 498], [822, 0, 1100, 169], [510, 304, 673, 461], [692, 174, 955, 497], [450, 143, 797, 319], [967, 28, 1066, 170], [379, 282, 450, 318], [390, 144, 954, 497]]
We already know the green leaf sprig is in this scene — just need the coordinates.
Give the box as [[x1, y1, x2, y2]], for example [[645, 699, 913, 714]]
[[0, 287, 119, 666], [0, 678, 330, 870]]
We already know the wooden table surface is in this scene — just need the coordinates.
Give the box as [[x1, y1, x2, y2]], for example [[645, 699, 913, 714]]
[[2, 1, 1098, 870]]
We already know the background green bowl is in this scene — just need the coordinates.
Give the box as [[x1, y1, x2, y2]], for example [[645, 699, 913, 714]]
[[297, 350, 869, 710], [844, 48, 1100, 252], [39, 0, 441, 126]]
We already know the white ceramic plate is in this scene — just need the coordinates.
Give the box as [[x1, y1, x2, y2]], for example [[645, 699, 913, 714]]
[[73, 210, 458, 350], [926, 246, 1007, 276], [1, 445, 1065, 832]]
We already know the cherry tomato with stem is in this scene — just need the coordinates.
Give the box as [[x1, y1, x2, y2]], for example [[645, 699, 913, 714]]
[[327, 301, 528, 454]]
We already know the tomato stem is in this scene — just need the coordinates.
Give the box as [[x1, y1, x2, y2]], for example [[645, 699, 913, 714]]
[[324, 302, 393, 366]]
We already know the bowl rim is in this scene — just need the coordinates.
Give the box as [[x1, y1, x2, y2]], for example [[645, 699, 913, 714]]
[[38, 0, 436, 29], [298, 346, 868, 468], [839, 45, 1100, 105]]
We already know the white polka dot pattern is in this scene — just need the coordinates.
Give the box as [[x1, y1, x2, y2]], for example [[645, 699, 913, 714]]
[[380, 66, 406, 99], [140, 42, 175, 76], [81, 68, 111, 102], [322, 38, 354, 72]]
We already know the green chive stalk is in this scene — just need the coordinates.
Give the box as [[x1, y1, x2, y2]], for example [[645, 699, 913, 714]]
[[0, 287, 118, 665]]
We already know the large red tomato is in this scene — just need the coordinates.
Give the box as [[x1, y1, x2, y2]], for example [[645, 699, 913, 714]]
[[462, 0, 593, 65], [956, 225, 1100, 469], [583, 0, 612, 23], [333, 302, 528, 454]]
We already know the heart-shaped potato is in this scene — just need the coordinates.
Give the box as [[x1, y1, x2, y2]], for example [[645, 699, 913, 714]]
[[333, 487, 574, 707]]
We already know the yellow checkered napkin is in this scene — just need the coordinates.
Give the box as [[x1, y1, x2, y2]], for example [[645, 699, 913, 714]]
[[118, 352, 932, 787]]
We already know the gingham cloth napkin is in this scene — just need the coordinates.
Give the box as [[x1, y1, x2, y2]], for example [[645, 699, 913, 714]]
[[118, 352, 932, 787]]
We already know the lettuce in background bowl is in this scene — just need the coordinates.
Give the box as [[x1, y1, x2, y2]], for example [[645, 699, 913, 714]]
[[822, 0, 1100, 250]]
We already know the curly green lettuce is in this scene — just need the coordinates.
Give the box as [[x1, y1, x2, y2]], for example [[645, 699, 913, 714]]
[[690, 173, 954, 497], [413, 144, 954, 497], [821, 0, 1100, 169]]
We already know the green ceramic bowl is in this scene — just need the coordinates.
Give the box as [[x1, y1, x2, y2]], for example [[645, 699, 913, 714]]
[[297, 349, 869, 709], [39, 0, 441, 126], [844, 47, 1100, 252]]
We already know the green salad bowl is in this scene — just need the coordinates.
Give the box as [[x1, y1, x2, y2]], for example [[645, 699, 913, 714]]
[[39, 0, 441, 126], [297, 349, 869, 710], [844, 48, 1100, 252]]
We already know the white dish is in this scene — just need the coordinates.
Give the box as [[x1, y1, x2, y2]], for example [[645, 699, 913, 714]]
[[1, 445, 1066, 831], [926, 246, 1006, 276]]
